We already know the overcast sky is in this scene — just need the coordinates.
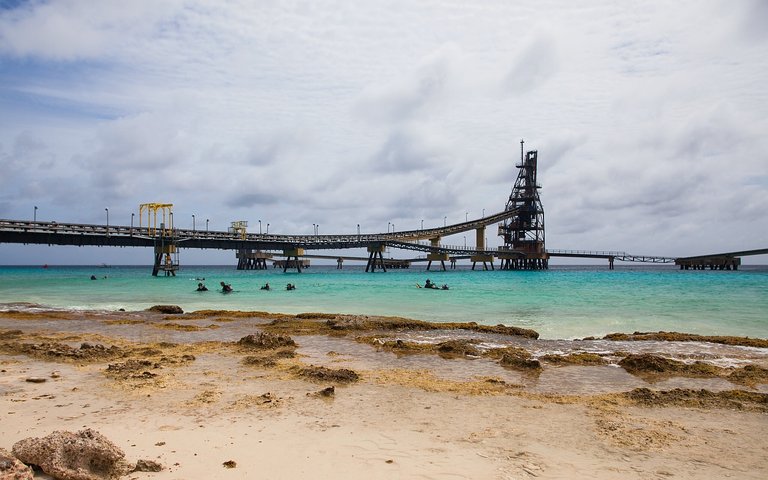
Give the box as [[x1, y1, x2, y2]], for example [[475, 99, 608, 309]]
[[1, 0, 767, 265]]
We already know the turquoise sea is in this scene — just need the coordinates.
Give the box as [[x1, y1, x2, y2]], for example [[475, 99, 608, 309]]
[[1, 264, 766, 340]]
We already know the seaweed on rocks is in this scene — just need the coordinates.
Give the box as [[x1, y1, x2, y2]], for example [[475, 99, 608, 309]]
[[237, 332, 297, 350], [540, 352, 606, 366], [147, 305, 184, 314], [295, 365, 360, 383], [435, 339, 482, 358], [487, 347, 542, 371], [0, 341, 124, 363], [600, 331, 768, 348], [0, 329, 23, 340], [728, 365, 768, 387], [623, 388, 768, 412], [261, 314, 539, 339], [618, 354, 722, 378]]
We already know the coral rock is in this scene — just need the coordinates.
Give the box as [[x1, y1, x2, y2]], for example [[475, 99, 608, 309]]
[[12, 428, 129, 480], [0, 448, 34, 480], [133, 459, 163, 472]]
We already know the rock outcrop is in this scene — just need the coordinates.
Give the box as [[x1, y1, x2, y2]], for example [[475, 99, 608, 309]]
[[0, 448, 33, 480], [147, 305, 183, 314], [12, 428, 129, 480]]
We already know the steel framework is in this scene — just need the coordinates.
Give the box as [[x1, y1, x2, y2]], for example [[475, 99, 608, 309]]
[[497, 141, 547, 270]]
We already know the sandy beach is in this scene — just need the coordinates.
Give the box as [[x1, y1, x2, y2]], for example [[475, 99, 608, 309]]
[[2, 308, 767, 479]]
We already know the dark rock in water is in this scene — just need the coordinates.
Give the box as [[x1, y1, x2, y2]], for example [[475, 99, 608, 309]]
[[540, 352, 606, 366], [147, 305, 184, 314], [619, 354, 679, 373], [436, 339, 481, 358], [12, 428, 130, 480], [297, 365, 359, 383], [238, 332, 296, 350], [223, 460, 237, 468], [618, 354, 722, 378], [492, 347, 542, 370], [0, 447, 34, 480], [499, 354, 541, 370], [133, 459, 163, 472]]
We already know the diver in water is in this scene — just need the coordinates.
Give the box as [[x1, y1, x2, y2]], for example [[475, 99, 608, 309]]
[[196, 282, 208, 291], [220, 281, 233, 293]]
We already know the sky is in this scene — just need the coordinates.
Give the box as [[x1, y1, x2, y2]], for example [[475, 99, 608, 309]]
[[1, 0, 767, 266]]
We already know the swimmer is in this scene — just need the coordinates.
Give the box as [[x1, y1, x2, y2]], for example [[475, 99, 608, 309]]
[[261, 283, 271, 291], [286, 283, 296, 291], [196, 282, 208, 291], [220, 281, 233, 293]]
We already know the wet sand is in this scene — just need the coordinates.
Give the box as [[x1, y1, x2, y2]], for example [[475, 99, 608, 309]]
[[1, 308, 767, 479]]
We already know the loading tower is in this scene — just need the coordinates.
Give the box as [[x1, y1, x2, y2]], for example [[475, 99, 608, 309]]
[[498, 140, 548, 270], [139, 203, 179, 276]]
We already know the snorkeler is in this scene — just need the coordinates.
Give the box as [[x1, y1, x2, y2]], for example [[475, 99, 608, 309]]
[[196, 282, 208, 291], [220, 281, 233, 293]]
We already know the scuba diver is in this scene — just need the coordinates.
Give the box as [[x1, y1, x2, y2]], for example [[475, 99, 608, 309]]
[[196, 282, 208, 291], [220, 281, 233, 293]]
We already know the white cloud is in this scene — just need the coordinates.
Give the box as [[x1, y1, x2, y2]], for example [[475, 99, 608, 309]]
[[0, 0, 766, 264]]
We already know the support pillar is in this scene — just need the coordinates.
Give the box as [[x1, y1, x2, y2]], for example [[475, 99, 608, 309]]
[[283, 248, 304, 273], [152, 244, 178, 277], [426, 253, 448, 271], [366, 245, 387, 272]]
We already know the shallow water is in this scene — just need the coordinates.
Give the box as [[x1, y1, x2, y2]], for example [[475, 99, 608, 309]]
[[0, 264, 766, 340], [3, 310, 766, 395]]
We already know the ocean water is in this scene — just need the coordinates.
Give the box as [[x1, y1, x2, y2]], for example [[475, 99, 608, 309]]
[[0, 264, 766, 340]]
